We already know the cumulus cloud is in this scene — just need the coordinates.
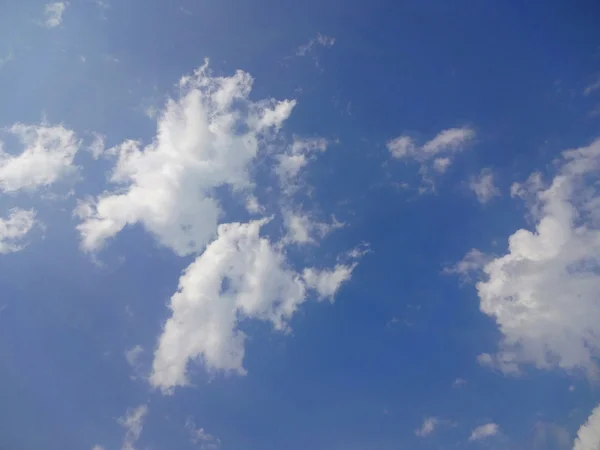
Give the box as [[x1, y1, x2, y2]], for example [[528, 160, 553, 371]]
[[0, 209, 36, 254], [388, 127, 474, 190], [74, 62, 359, 392], [150, 219, 356, 391], [0, 123, 79, 192], [469, 168, 500, 203], [302, 264, 354, 300], [454, 138, 600, 375], [77, 61, 295, 255], [573, 404, 600, 450], [415, 417, 440, 437], [469, 423, 499, 441], [119, 405, 147, 450], [42, 2, 68, 28]]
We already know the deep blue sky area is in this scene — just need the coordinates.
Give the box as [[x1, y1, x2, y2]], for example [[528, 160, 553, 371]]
[[0, 1, 600, 450]]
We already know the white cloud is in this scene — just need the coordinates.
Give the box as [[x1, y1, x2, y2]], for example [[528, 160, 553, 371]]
[[387, 136, 415, 159], [119, 405, 147, 450], [0, 123, 79, 192], [469, 423, 499, 441], [150, 219, 355, 392], [476, 352, 520, 375], [0, 209, 36, 254], [186, 418, 220, 449], [444, 249, 489, 283], [275, 137, 329, 192], [282, 209, 343, 245], [77, 61, 295, 256], [388, 127, 474, 190], [433, 157, 451, 173], [455, 138, 600, 375], [415, 417, 439, 437], [74, 62, 359, 392], [43, 2, 68, 28], [95, 0, 110, 9], [422, 127, 474, 156], [88, 133, 105, 160], [573, 404, 600, 450], [125, 345, 143, 368], [469, 168, 500, 203], [453, 377, 467, 387], [510, 171, 544, 199], [302, 264, 355, 300], [91, 446, 105, 450], [296, 33, 335, 56]]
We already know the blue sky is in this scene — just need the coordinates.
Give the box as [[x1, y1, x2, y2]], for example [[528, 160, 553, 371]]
[[1, 1, 600, 449]]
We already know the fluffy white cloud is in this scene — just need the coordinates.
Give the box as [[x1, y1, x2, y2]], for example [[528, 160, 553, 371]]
[[0, 123, 79, 192], [74, 63, 358, 392], [573, 404, 600, 450], [387, 136, 416, 159], [0, 209, 36, 254], [77, 61, 295, 256], [119, 405, 147, 450], [469, 423, 499, 441], [469, 168, 500, 203], [456, 138, 600, 374], [388, 127, 474, 189], [302, 264, 354, 300], [150, 219, 355, 392], [43, 2, 68, 28], [415, 417, 439, 437]]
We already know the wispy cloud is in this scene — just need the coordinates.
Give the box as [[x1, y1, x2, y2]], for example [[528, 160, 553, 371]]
[[469, 423, 499, 441], [296, 33, 335, 56], [415, 417, 440, 437], [0, 52, 13, 70], [42, 2, 68, 28], [186, 418, 220, 450], [584, 77, 600, 96], [119, 405, 148, 450], [388, 126, 475, 191], [469, 168, 500, 203]]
